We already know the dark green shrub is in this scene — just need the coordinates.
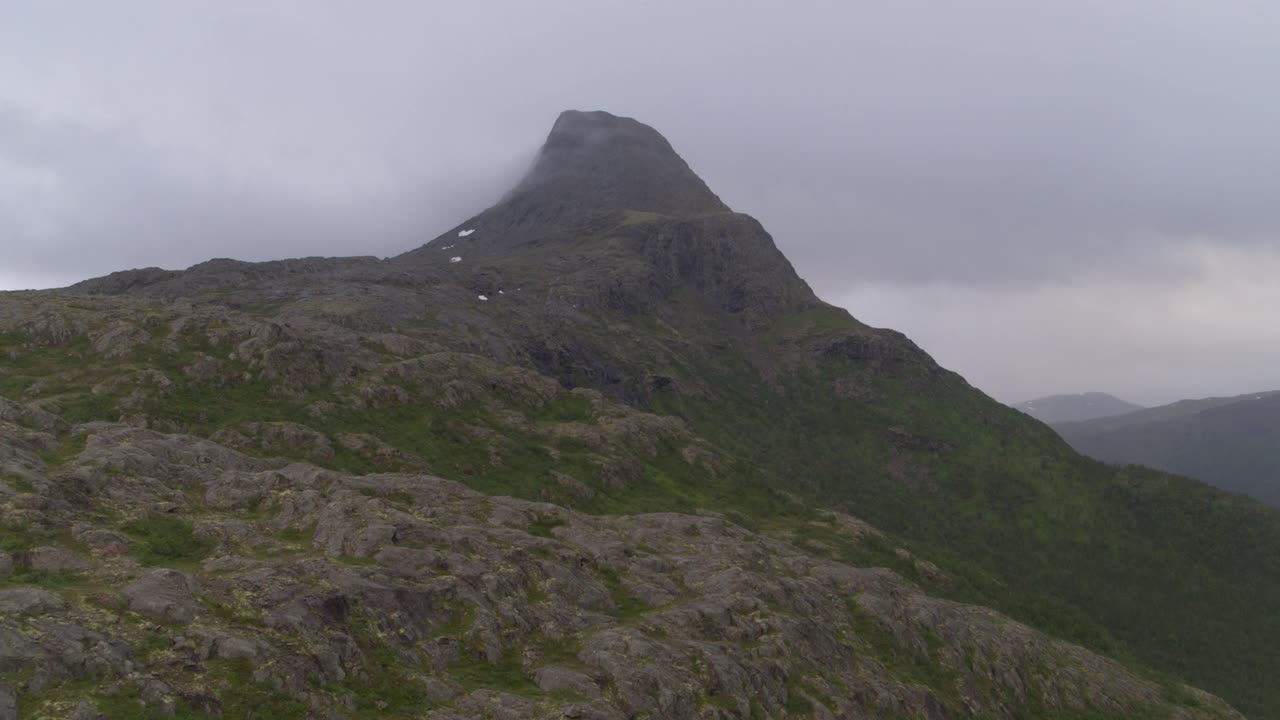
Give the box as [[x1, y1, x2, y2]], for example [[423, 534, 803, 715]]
[[122, 514, 215, 566]]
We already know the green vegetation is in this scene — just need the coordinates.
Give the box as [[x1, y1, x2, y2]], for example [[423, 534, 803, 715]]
[[121, 514, 215, 566], [201, 597, 263, 627], [844, 598, 961, 708], [449, 649, 540, 696], [0, 308, 1263, 715], [0, 522, 84, 588], [597, 565, 648, 619], [338, 610, 432, 717], [430, 605, 476, 639], [527, 514, 566, 538], [534, 632, 582, 667], [0, 235, 1274, 718], [208, 657, 309, 720], [782, 677, 814, 714], [650, 343, 1280, 718], [92, 684, 200, 720], [132, 630, 172, 663], [336, 554, 378, 567], [1, 473, 34, 493], [0, 521, 57, 555], [529, 393, 594, 423], [1, 568, 81, 589], [275, 527, 310, 543], [12, 677, 281, 720], [38, 432, 87, 467]]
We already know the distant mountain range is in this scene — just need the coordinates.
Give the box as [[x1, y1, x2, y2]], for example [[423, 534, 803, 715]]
[[1054, 391, 1280, 506], [1013, 392, 1144, 423]]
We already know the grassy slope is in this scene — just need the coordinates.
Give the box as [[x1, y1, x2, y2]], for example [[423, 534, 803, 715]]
[[3, 282, 1279, 716], [643, 304, 1280, 719]]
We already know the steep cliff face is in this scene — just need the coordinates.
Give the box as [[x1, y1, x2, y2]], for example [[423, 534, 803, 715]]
[[0, 110, 1276, 717]]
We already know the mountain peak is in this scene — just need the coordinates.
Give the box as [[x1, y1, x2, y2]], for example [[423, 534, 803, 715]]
[[502, 110, 729, 223]]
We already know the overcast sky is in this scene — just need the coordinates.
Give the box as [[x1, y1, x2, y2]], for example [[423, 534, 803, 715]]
[[2, 1, 1279, 405]]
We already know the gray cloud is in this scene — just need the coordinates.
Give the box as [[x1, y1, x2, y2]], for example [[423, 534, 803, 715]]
[[1, 1, 1278, 403], [0, 103, 520, 281]]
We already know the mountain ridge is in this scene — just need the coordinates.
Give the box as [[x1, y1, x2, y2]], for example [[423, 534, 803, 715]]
[[1055, 389, 1280, 506], [1, 110, 1276, 718], [1013, 392, 1144, 424]]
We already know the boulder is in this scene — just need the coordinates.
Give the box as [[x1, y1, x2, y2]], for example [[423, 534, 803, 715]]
[[92, 323, 151, 358], [534, 666, 601, 699], [121, 570, 201, 624], [25, 546, 89, 572], [0, 589, 65, 616]]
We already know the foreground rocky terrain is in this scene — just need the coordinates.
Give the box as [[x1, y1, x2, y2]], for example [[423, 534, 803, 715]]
[[0, 400, 1237, 718], [1, 110, 1277, 718]]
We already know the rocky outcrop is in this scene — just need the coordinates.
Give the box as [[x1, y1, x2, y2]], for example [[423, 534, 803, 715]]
[[91, 322, 151, 358], [24, 546, 89, 572], [121, 570, 202, 624], [0, 589, 64, 615], [0, 410, 1241, 719]]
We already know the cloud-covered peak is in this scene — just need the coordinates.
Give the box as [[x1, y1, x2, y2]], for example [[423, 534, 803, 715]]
[[508, 109, 728, 220]]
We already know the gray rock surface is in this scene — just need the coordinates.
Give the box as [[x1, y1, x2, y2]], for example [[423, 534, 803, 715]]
[[0, 685, 15, 720], [122, 570, 202, 624], [25, 546, 89, 572], [0, 589, 64, 616], [0, 412, 1242, 719]]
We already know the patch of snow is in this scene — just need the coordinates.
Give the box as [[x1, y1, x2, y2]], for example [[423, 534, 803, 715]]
[[458, 229, 475, 237], [449, 257, 462, 263], [477, 294, 488, 301], [498, 290, 504, 295], [441, 244, 454, 250]]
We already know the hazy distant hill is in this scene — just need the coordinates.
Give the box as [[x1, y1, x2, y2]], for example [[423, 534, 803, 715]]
[[1013, 392, 1144, 423], [1056, 391, 1280, 505]]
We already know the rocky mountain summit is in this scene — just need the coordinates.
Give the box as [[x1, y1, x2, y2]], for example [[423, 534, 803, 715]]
[[0, 110, 1274, 718], [502, 110, 731, 224]]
